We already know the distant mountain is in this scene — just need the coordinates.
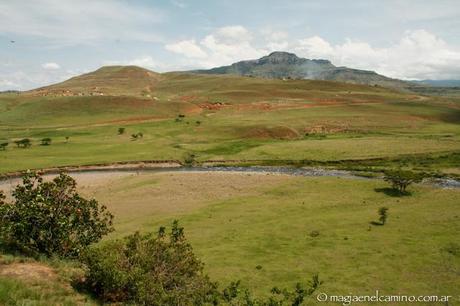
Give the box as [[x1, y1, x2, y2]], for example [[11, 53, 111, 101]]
[[412, 80, 460, 87], [191, 51, 408, 88]]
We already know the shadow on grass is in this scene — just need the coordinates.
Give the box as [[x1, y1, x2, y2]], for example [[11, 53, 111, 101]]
[[374, 187, 411, 197], [369, 221, 384, 226]]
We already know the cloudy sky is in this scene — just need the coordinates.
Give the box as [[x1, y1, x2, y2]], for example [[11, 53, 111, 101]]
[[1, 0, 460, 90]]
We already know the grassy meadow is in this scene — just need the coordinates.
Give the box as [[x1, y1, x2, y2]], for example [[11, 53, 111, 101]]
[[1, 171, 459, 305]]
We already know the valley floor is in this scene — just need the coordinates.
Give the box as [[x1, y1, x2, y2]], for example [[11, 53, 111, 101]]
[[1, 171, 459, 305]]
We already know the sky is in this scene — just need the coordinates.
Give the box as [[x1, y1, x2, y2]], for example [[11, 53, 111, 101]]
[[1, 0, 460, 90]]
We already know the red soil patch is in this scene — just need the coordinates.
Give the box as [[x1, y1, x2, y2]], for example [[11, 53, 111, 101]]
[[243, 126, 300, 140]]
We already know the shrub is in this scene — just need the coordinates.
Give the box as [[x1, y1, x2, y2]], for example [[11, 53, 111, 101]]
[[0, 172, 114, 258], [118, 127, 125, 135], [383, 169, 423, 193], [378, 207, 389, 225], [0, 142, 8, 150], [82, 221, 322, 305], [41, 137, 52, 145], [82, 221, 219, 305], [183, 152, 196, 167], [14, 138, 31, 148]]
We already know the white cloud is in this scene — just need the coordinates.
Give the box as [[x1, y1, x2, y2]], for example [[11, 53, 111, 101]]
[[165, 40, 207, 58], [0, 0, 165, 46], [294, 29, 460, 80], [41, 62, 60, 70], [171, 0, 187, 9]]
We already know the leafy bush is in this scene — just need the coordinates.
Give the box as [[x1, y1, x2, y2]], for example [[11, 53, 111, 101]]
[[378, 207, 389, 225], [0, 172, 114, 258], [383, 169, 423, 193], [14, 138, 31, 148], [183, 152, 197, 167], [82, 221, 322, 305], [118, 127, 125, 135], [41, 138, 52, 145], [82, 221, 219, 305], [0, 142, 8, 150]]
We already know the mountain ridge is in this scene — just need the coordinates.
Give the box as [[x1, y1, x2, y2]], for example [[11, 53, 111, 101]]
[[191, 51, 408, 88]]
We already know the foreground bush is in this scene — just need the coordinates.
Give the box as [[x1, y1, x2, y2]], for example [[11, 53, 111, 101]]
[[82, 221, 321, 305], [0, 172, 114, 257], [82, 221, 219, 305]]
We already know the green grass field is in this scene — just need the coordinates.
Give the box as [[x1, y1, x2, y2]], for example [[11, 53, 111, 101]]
[[1, 172, 459, 305]]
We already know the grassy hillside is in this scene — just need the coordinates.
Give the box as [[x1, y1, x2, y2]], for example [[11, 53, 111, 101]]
[[0, 67, 459, 174]]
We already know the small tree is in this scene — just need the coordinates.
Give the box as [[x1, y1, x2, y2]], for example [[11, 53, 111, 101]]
[[0, 172, 114, 257], [118, 127, 125, 135], [0, 142, 8, 151], [14, 138, 31, 148], [383, 169, 423, 194], [41, 137, 52, 145], [378, 207, 389, 225], [65, 136, 70, 143], [183, 152, 196, 167]]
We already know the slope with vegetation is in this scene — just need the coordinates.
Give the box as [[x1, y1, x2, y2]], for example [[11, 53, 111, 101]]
[[0, 65, 459, 176]]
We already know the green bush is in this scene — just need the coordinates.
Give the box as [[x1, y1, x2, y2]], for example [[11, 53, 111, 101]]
[[41, 138, 52, 145], [82, 221, 219, 305], [82, 221, 322, 305], [14, 138, 31, 148], [118, 127, 125, 135], [0, 172, 114, 258], [378, 207, 389, 225], [0, 142, 8, 150]]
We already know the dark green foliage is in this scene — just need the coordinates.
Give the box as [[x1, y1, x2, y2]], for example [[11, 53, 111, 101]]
[[221, 274, 322, 306], [82, 221, 322, 305], [65, 136, 69, 143], [383, 169, 423, 193], [378, 207, 389, 225], [81, 221, 219, 305], [0, 142, 8, 150], [0, 172, 114, 258], [14, 138, 31, 148], [183, 152, 196, 167], [196, 120, 202, 125], [117, 127, 125, 135], [131, 132, 143, 140], [41, 138, 52, 146]]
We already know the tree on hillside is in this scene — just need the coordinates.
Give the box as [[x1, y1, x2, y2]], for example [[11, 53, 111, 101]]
[[0, 142, 8, 151], [41, 138, 52, 145], [14, 138, 31, 148], [383, 169, 423, 194], [0, 172, 114, 257]]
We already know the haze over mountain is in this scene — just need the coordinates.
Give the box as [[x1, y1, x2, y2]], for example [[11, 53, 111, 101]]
[[191, 51, 408, 88]]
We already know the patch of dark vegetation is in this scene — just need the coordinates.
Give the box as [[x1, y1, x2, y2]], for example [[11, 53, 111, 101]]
[[370, 207, 389, 226], [441, 243, 460, 257], [438, 108, 460, 124], [374, 187, 412, 197], [201, 141, 262, 155]]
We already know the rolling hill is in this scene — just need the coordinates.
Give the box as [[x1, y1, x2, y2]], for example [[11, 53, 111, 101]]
[[191, 51, 409, 88]]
